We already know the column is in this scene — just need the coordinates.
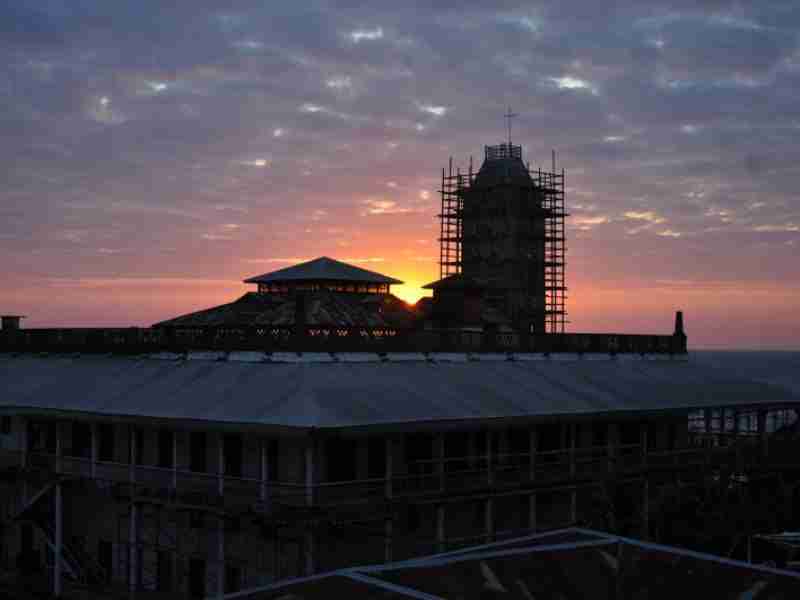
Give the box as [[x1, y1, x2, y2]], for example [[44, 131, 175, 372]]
[[91, 423, 98, 479], [436, 504, 446, 553], [304, 439, 315, 575], [467, 431, 477, 470], [55, 421, 62, 474], [172, 431, 178, 493], [129, 502, 138, 593], [758, 410, 768, 459], [20, 416, 28, 469], [129, 426, 136, 485], [485, 498, 494, 543], [642, 478, 650, 540], [733, 410, 742, 471], [20, 417, 28, 504], [608, 423, 618, 473], [703, 409, 712, 446], [435, 433, 445, 492], [486, 431, 494, 486], [529, 427, 537, 532], [217, 433, 225, 497], [385, 437, 393, 563], [384, 519, 393, 564], [259, 439, 268, 503], [217, 517, 225, 598], [54, 481, 62, 597], [641, 424, 649, 468], [569, 424, 576, 524], [305, 441, 314, 507]]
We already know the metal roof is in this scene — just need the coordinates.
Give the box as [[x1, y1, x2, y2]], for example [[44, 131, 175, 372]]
[[243, 257, 403, 285], [225, 527, 800, 599], [0, 352, 797, 430], [421, 274, 488, 290]]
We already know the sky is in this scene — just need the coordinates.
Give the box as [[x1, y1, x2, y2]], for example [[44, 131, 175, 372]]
[[1, 0, 799, 349]]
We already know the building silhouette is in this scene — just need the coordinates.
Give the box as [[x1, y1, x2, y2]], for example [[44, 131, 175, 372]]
[[0, 139, 798, 598]]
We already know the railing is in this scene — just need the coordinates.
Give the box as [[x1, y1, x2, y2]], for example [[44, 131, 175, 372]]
[[2, 439, 779, 521], [0, 326, 686, 355]]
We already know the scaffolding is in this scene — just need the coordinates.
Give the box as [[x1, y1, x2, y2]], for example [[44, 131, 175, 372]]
[[438, 157, 470, 281], [438, 146, 568, 333]]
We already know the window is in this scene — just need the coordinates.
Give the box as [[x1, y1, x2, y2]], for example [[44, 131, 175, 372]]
[[130, 428, 145, 465], [224, 434, 242, 478], [225, 565, 242, 594], [158, 430, 174, 469], [326, 438, 357, 482], [188, 559, 206, 599], [592, 423, 608, 448], [189, 511, 205, 529], [98, 540, 112, 584], [444, 432, 469, 472], [157, 550, 172, 591], [407, 505, 420, 531], [507, 428, 531, 466], [473, 500, 485, 529], [71, 422, 91, 458], [267, 439, 279, 482], [190, 432, 207, 473], [405, 433, 433, 476], [619, 423, 640, 447], [98, 424, 114, 462], [367, 437, 386, 479], [668, 423, 678, 451]]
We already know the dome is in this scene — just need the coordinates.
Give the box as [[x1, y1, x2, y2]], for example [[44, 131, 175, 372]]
[[471, 143, 534, 188]]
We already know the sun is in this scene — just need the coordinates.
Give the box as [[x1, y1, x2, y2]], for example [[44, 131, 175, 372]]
[[392, 282, 429, 305]]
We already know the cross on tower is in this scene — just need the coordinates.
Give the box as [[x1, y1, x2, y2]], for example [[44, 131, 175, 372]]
[[504, 107, 518, 145]]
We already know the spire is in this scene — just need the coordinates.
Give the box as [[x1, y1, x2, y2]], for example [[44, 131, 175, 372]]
[[504, 106, 518, 146]]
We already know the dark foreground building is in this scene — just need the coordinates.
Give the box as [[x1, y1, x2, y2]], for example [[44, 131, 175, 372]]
[[226, 527, 800, 599], [0, 141, 799, 599]]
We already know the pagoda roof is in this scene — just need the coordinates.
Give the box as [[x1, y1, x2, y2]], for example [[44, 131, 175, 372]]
[[244, 256, 403, 285], [154, 290, 417, 328]]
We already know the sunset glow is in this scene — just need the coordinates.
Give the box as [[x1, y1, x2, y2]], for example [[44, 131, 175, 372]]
[[1, 2, 798, 349]]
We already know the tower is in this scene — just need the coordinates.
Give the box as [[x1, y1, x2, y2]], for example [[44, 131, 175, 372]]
[[438, 143, 566, 333]]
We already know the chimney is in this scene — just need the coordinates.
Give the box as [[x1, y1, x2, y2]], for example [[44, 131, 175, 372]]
[[673, 310, 687, 354], [674, 310, 684, 336], [1, 315, 24, 331]]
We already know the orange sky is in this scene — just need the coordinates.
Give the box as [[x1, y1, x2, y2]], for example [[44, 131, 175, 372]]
[[2, 3, 799, 349]]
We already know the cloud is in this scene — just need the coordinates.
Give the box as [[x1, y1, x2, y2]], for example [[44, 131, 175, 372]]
[[361, 199, 415, 216], [1, 0, 799, 345], [348, 27, 384, 43], [550, 76, 593, 91], [623, 211, 666, 224], [753, 223, 800, 232], [572, 215, 610, 231], [418, 103, 448, 117]]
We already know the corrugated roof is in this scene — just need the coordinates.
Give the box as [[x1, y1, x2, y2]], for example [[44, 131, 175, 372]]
[[0, 353, 797, 430], [226, 528, 800, 599], [244, 257, 403, 285], [153, 290, 417, 328]]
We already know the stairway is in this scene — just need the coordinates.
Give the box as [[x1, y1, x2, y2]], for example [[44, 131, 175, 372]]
[[14, 478, 108, 585]]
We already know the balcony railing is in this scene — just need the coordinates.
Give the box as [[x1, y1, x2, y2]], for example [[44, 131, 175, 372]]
[[0, 326, 686, 355], [2, 438, 774, 520]]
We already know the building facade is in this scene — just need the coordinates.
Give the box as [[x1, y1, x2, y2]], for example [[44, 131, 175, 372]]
[[1, 348, 798, 598]]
